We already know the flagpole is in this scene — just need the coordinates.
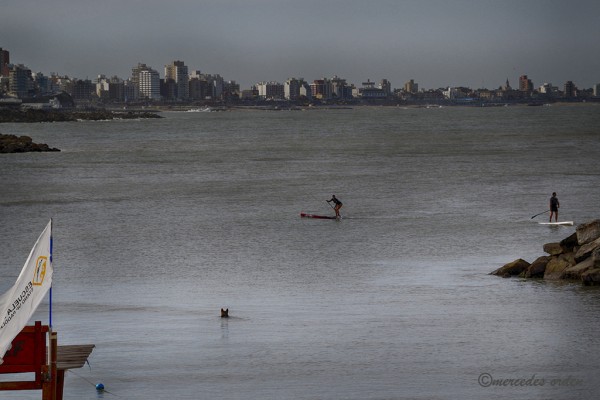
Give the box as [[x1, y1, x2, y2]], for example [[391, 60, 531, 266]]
[[49, 218, 53, 330]]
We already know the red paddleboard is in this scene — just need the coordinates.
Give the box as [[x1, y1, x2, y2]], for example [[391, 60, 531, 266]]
[[300, 212, 337, 219]]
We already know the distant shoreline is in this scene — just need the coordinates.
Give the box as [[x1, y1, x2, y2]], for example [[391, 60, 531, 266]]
[[151, 100, 600, 113], [1, 101, 598, 122]]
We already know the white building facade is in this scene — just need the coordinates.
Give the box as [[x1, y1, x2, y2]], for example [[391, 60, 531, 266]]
[[139, 68, 161, 100]]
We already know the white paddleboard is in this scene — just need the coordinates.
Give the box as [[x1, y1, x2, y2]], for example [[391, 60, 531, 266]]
[[538, 221, 574, 226]]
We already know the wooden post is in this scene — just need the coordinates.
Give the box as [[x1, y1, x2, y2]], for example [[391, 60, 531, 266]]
[[41, 363, 51, 400], [50, 332, 58, 400], [55, 370, 66, 400], [41, 331, 57, 400]]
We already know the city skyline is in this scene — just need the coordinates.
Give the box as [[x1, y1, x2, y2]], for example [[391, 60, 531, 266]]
[[2, 0, 600, 90]]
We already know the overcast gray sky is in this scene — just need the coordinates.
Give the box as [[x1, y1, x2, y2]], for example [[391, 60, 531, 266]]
[[2, 0, 599, 90]]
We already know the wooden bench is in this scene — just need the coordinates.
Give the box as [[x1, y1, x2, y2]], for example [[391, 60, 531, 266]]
[[56, 344, 96, 400]]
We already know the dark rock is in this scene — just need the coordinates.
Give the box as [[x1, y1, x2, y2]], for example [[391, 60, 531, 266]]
[[593, 247, 600, 268], [0, 109, 73, 123], [561, 252, 576, 266], [562, 257, 594, 280], [576, 219, 600, 245], [581, 268, 600, 286], [543, 255, 573, 280], [0, 133, 60, 153], [521, 256, 550, 278], [493, 219, 600, 285], [543, 242, 563, 256], [491, 258, 530, 277], [574, 237, 600, 263], [559, 232, 579, 253]]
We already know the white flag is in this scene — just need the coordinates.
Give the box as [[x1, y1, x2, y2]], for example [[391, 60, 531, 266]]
[[0, 220, 53, 363]]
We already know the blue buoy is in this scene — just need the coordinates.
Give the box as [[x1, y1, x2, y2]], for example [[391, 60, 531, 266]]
[[96, 383, 105, 391]]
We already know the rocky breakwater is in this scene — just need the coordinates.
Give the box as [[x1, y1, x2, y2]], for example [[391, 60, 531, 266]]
[[491, 219, 600, 285], [0, 133, 60, 153], [0, 109, 162, 123]]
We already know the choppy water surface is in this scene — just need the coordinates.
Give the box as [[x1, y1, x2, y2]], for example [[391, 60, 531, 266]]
[[1, 105, 600, 399]]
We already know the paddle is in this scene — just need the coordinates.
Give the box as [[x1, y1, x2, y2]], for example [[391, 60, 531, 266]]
[[531, 210, 550, 219]]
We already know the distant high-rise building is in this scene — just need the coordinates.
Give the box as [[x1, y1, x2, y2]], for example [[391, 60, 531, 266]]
[[539, 83, 552, 94], [223, 80, 240, 101], [330, 76, 348, 99], [108, 76, 125, 102], [404, 79, 418, 94], [123, 80, 136, 102], [208, 74, 225, 99], [379, 79, 392, 96], [309, 76, 348, 100], [241, 87, 259, 100], [593, 83, 600, 97], [189, 71, 224, 99], [132, 63, 160, 101], [299, 81, 312, 100], [49, 74, 72, 94], [95, 74, 110, 99], [188, 76, 208, 100], [139, 68, 161, 100], [33, 72, 52, 96], [131, 63, 149, 99], [0, 47, 9, 76], [519, 75, 533, 93], [564, 81, 576, 98], [71, 79, 95, 101], [256, 81, 284, 100], [93, 75, 124, 102], [310, 79, 326, 99], [131, 63, 148, 88], [161, 78, 177, 100], [8, 64, 33, 98], [284, 78, 302, 100], [165, 60, 189, 100]]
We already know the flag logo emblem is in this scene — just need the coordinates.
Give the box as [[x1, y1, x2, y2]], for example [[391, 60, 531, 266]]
[[32, 256, 47, 286]]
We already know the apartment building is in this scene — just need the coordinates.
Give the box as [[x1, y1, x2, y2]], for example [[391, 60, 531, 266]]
[[257, 81, 284, 100], [139, 68, 161, 100], [132, 63, 161, 101], [8, 64, 33, 98], [0, 48, 9, 76], [165, 60, 189, 100]]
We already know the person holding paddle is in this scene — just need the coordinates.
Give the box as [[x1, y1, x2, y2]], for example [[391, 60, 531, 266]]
[[549, 192, 560, 222], [327, 195, 343, 218]]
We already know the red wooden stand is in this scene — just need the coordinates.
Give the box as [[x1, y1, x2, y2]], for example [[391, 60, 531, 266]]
[[0, 322, 93, 400]]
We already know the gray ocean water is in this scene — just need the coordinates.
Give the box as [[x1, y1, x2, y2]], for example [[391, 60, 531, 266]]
[[1, 105, 600, 399]]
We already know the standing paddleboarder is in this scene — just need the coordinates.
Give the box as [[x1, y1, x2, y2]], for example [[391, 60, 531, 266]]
[[549, 192, 560, 222], [327, 195, 343, 218]]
